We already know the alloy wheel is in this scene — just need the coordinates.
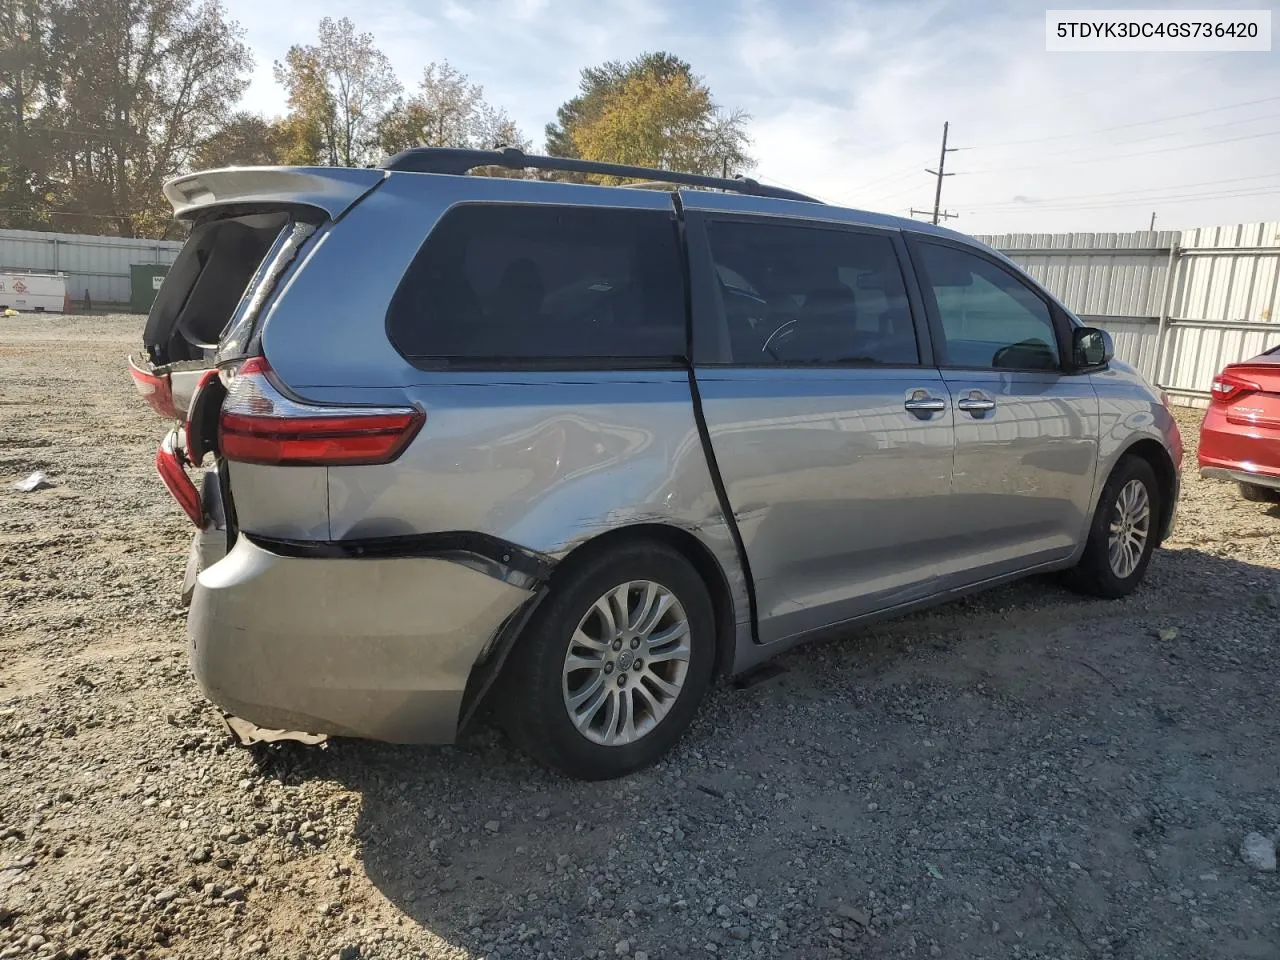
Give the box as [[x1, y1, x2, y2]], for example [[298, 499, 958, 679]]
[[561, 580, 692, 746], [1108, 478, 1151, 578]]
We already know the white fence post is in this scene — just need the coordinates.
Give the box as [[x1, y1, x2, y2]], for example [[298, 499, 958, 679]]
[[1153, 241, 1181, 388]]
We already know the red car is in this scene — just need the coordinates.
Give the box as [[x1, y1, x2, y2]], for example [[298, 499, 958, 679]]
[[1199, 344, 1280, 502]]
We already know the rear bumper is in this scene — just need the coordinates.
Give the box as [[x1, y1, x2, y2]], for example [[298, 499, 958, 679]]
[[188, 536, 533, 743], [1199, 465, 1280, 491], [1198, 405, 1280, 479]]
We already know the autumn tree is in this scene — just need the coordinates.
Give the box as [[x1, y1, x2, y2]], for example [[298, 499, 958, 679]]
[[545, 52, 687, 158], [546, 53, 751, 178], [12, 0, 253, 237], [194, 112, 290, 169], [377, 61, 527, 156], [274, 17, 401, 167], [0, 0, 59, 229]]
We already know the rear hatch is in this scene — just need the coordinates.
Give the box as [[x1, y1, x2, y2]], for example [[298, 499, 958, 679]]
[[145, 166, 389, 599], [129, 166, 385, 419]]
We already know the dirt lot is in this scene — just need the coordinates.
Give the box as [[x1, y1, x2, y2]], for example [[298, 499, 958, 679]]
[[2, 313, 1278, 960]]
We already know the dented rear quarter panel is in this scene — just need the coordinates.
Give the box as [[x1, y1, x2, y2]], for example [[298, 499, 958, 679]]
[[323, 371, 752, 638]]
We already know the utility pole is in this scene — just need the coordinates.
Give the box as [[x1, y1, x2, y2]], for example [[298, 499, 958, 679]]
[[911, 122, 958, 224], [1149, 211, 1157, 232]]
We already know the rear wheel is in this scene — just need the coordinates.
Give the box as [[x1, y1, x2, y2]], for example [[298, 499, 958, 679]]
[[1238, 481, 1280, 504], [1065, 456, 1160, 599], [499, 541, 715, 780]]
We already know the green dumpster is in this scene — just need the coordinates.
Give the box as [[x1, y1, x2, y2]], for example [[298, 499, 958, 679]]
[[130, 263, 170, 314]]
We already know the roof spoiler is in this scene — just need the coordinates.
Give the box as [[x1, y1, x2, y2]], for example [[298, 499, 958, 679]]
[[162, 167, 387, 221]]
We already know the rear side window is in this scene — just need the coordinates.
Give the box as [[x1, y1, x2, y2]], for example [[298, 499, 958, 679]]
[[702, 219, 919, 366], [388, 204, 686, 365]]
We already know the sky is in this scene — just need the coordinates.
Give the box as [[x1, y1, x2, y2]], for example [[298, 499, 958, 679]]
[[223, 0, 1280, 235]]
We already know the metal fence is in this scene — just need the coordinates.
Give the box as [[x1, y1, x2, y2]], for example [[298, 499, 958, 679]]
[[0, 228, 183, 307], [981, 220, 1280, 407]]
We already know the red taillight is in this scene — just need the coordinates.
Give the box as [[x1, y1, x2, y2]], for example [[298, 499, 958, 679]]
[[129, 357, 177, 420], [155, 431, 205, 527], [218, 357, 424, 466], [1209, 370, 1262, 405]]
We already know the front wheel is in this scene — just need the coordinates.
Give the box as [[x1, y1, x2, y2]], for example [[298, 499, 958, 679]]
[[1065, 456, 1160, 599], [498, 541, 715, 780]]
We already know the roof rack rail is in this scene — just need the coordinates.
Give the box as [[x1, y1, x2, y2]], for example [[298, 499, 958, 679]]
[[379, 146, 822, 204]]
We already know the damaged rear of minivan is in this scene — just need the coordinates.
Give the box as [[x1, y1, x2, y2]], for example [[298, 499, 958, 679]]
[[148, 156, 749, 781], [128, 167, 384, 419]]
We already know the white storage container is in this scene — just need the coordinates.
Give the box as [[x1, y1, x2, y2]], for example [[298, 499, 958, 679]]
[[0, 272, 68, 312]]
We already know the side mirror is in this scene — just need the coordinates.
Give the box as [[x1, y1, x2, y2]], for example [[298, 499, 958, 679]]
[[1073, 326, 1113, 369]]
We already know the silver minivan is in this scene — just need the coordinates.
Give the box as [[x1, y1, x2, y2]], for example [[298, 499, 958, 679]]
[[143, 148, 1183, 780]]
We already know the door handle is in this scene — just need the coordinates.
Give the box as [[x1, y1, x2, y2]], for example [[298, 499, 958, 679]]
[[957, 396, 996, 414], [904, 392, 948, 417]]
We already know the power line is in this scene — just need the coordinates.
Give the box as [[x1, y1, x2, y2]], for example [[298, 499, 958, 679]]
[[1016, 110, 1280, 157], [960, 128, 1280, 176], [962, 186, 1280, 214], [963, 93, 1280, 150], [845, 52, 1237, 161], [863, 178, 936, 205], [856, 165, 926, 194], [0, 207, 132, 220], [957, 172, 1280, 210]]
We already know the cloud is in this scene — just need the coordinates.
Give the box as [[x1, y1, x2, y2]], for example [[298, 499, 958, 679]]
[[222, 0, 1280, 233]]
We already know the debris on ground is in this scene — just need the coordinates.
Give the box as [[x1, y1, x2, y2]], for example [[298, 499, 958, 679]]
[[11, 470, 51, 492], [221, 712, 328, 746], [1240, 832, 1277, 872]]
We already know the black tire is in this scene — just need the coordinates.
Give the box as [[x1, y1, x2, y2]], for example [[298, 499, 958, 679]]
[[1238, 481, 1280, 504], [498, 541, 716, 780], [1064, 455, 1161, 599]]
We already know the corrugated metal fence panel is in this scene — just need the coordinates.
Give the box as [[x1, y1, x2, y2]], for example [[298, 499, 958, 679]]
[[978, 230, 1177, 322], [1173, 221, 1280, 322], [0, 228, 184, 307], [1161, 221, 1280, 399], [1080, 316, 1161, 378]]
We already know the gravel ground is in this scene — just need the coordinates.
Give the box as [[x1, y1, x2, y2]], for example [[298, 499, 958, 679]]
[[2, 313, 1278, 960]]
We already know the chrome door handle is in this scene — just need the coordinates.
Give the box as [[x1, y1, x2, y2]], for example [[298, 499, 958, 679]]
[[957, 397, 996, 414], [904, 396, 948, 414]]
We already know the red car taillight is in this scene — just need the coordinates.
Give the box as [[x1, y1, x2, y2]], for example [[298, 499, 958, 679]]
[[218, 357, 424, 467], [129, 358, 177, 420], [155, 431, 205, 527], [1209, 371, 1262, 405]]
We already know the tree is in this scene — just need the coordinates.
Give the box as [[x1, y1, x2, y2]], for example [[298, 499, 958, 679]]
[[546, 53, 752, 179], [0, 0, 60, 229], [274, 17, 400, 167], [28, 0, 252, 237], [545, 52, 688, 159], [194, 112, 289, 169], [377, 61, 527, 156]]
